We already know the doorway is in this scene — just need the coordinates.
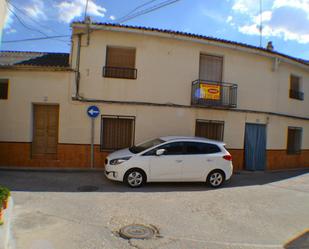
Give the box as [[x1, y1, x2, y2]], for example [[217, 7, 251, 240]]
[[32, 104, 59, 159], [244, 123, 267, 170]]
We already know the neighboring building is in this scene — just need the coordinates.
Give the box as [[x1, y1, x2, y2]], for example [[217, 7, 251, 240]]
[[0, 22, 308, 171], [0, 0, 8, 45]]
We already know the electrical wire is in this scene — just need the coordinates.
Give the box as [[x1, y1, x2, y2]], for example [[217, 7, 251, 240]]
[[7, 1, 63, 37], [7, 5, 49, 37], [115, 0, 160, 22], [2, 35, 71, 43], [6, 3, 69, 44], [117, 0, 181, 23]]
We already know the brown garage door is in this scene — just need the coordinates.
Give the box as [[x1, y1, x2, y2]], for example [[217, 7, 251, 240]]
[[32, 104, 59, 159]]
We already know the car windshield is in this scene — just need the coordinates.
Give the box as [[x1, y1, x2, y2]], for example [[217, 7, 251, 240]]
[[129, 138, 165, 154]]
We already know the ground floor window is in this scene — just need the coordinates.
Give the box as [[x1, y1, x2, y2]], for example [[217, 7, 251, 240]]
[[287, 127, 302, 154], [100, 115, 135, 151], [195, 119, 224, 141], [0, 79, 9, 99]]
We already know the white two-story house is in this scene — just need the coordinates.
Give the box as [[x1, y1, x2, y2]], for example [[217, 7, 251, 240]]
[[0, 22, 308, 171]]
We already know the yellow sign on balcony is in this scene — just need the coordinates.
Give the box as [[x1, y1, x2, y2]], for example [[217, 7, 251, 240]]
[[200, 84, 221, 100]]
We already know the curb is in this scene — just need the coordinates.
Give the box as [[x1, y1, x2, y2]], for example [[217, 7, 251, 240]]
[[0, 197, 14, 249]]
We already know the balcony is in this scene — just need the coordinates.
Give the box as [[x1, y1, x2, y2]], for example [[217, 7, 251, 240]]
[[289, 89, 304, 100], [103, 66, 137, 79], [191, 79, 237, 108]]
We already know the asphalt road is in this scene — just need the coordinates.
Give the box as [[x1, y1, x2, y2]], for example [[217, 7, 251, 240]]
[[0, 169, 308, 249]]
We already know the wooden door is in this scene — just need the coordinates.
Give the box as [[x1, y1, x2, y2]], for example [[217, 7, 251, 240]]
[[32, 105, 59, 158]]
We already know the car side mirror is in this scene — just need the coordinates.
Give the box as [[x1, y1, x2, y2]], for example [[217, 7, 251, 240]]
[[155, 149, 165, 156]]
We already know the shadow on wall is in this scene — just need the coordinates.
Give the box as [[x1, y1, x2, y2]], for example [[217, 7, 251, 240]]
[[0, 169, 308, 193]]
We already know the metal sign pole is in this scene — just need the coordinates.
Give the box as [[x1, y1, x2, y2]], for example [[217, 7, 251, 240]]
[[90, 118, 95, 168], [87, 105, 100, 169]]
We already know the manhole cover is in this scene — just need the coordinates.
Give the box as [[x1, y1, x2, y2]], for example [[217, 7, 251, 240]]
[[77, 185, 98, 192], [119, 224, 156, 239]]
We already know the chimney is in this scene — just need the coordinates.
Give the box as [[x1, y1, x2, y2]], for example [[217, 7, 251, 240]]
[[266, 41, 274, 51]]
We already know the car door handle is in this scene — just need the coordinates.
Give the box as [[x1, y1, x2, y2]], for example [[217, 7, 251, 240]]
[[175, 160, 183, 163], [207, 159, 213, 162]]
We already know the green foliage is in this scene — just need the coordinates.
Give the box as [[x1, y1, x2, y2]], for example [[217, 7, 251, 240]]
[[0, 186, 10, 202]]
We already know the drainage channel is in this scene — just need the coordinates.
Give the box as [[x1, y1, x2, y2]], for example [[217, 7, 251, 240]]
[[119, 224, 158, 240]]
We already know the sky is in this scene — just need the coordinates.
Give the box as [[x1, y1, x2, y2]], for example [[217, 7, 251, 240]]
[[1, 0, 309, 60]]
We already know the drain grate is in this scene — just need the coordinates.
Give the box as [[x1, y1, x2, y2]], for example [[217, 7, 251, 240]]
[[77, 185, 98, 192], [119, 224, 156, 240]]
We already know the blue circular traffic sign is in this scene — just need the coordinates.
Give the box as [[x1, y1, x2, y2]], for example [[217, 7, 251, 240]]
[[87, 105, 100, 118]]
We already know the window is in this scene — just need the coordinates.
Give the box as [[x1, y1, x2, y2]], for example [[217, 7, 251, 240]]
[[183, 142, 221, 154], [101, 116, 135, 150], [195, 120, 224, 141], [287, 127, 302, 154], [130, 138, 165, 154], [103, 46, 137, 79], [0, 79, 9, 99], [199, 54, 223, 82], [289, 75, 304, 100], [144, 142, 184, 156]]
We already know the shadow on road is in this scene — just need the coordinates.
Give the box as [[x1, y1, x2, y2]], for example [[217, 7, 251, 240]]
[[0, 169, 308, 193]]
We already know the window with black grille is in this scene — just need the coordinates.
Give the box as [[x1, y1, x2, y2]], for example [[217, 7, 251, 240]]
[[101, 116, 135, 151], [289, 75, 304, 100], [195, 120, 224, 141], [287, 127, 302, 154], [0, 79, 9, 99], [103, 46, 137, 79]]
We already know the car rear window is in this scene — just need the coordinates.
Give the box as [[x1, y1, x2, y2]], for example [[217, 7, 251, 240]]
[[183, 142, 221, 154]]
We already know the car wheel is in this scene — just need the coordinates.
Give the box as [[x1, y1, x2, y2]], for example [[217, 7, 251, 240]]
[[124, 169, 146, 188], [207, 170, 225, 188]]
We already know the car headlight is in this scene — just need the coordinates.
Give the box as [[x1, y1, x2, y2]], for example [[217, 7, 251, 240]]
[[110, 157, 131, 165]]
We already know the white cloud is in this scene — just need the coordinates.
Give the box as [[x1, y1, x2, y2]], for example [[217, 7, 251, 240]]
[[55, 0, 106, 23], [273, 0, 309, 16], [238, 7, 309, 44], [230, 0, 309, 44], [253, 10, 272, 23], [109, 15, 115, 21], [226, 15, 233, 23], [24, 0, 46, 20], [232, 0, 250, 13]]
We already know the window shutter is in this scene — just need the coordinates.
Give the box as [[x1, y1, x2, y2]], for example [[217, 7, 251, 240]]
[[106, 47, 136, 68], [199, 54, 223, 82], [101, 116, 135, 150], [290, 75, 300, 91], [195, 120, 224, 141], [287, 127, 302, 154]]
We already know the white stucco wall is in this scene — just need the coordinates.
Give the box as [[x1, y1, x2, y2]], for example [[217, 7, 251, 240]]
[[0, 26, 308, 152], [72, 27, 309, 119]]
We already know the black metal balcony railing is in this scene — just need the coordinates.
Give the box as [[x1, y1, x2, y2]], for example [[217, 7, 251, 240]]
[[103, 66, 137, 79], [289, 89, 304, 100], [191, 79, 237, 108]]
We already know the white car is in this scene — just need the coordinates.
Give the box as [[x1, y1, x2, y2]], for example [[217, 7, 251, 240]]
[[105, 136, 233, 188]]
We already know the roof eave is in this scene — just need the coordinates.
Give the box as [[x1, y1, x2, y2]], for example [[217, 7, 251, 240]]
[[0, 65, 73, 71]]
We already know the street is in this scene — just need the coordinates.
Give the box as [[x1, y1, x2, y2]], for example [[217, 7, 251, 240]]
[[0, 169, 308, 249]]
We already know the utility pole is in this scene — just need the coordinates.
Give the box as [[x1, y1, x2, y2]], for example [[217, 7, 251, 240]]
[[84, 0, 89, 21], [259, 0, 263, 47]]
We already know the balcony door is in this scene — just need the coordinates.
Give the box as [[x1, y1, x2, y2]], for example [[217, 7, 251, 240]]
[[199, 54, 223, 81]]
